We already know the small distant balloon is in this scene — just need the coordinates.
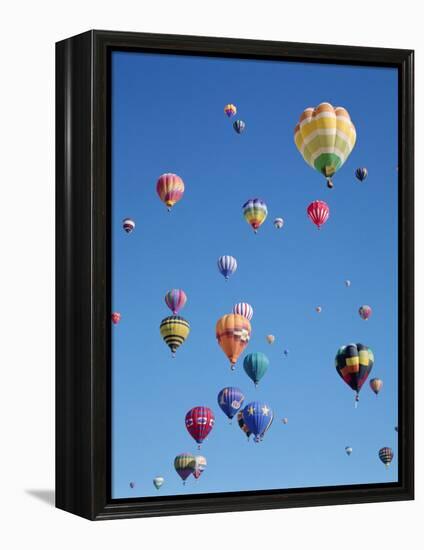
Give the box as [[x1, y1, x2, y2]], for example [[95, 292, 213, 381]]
[[153, 476, 164, 490], [345, 280, 351, 287], [193, 455, 207, 480], [379, 447, 394, 468], [355, 167, 368, 182], [395, 426, 398, 432], [243, 198, 268, 233], [282, 417, 288, 425], [266, 334, 275, 344], [111, 312, 121, 325], [345, 446, 353, 456], [359, 305, 372, 320], [129, 481, 135, 489], [274, 218, 284, 229], [315, 306, 322, 313], [369, 378, 383, 395], [233, 120, 246, 134], [122, 218, 135, 233], [217, 255, 237, 280], [232, 302, 253, 321], [283, 349, 289, 357], [224, 104, 237, 117]]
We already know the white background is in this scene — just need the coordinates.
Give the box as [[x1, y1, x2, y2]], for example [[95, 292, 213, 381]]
[[0, 1, 420, 548]]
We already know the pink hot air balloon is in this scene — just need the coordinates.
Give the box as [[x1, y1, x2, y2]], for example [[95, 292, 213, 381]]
[[111, 312, 121, 325], [165, 289, 187, 315], [307, 200, 330, 229], [156, 173, 185, 211], [359, 305, 372, 320]]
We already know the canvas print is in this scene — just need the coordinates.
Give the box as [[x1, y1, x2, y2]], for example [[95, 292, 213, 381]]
[[111, 51, 398, 499]]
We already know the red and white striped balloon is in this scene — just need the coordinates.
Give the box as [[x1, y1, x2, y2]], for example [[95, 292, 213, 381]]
[[232, 302, 253, 321], [307, 200, 330, 229]]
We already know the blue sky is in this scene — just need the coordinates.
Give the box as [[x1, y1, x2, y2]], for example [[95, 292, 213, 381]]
[[111, 51, 398, 499]]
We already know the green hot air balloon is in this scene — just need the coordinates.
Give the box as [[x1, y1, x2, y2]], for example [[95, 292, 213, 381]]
[[243, 352, 269, 387]]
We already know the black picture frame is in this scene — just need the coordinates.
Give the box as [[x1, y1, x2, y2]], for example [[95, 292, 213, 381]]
[[56, 30, 414, 521]]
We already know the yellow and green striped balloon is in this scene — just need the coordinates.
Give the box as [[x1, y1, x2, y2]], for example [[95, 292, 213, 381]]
[[294, 103, 356, 184]]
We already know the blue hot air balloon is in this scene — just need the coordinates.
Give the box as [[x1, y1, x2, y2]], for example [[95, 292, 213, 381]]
[[217, 255, 237, 280], [355, 167, 368, 182], [243, 352, 269, 387], [242, 401, 274, 443], [217, 387, 245, 421]]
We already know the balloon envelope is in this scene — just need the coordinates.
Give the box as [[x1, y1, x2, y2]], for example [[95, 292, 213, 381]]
[[355, 167, 368, 181], [369, 378, 383, 395], [156, 173, 185, 211], [233, 120, 246, 133], [307, 200, 329, 229], [345, 446, 353, 456], [111, 312, 121, 325], [335, 343, 374, 403], [232, 302, 253, 321], [174, 453, 196, 481], [193, 455, 207, 479], [242, 198, 268, 233], [243, 352, 269, 386], [274, 217, 284, 229], [122, 218, 135, 233], [160, 315, 190, 356], [359, 305, 372, 320], [153, 476, 164, 490], [224, 104, 237, 117], [217, 255, 237, 280], [217, 387, 245, 420], [185, 406, 215, 445], [379, 447, 394, 467], [242, 401, 274, 443], [164, 289, 187, 315], [294, 103, 356, 182], [216, 314, 251, 369], [266, 334, 275, 344]]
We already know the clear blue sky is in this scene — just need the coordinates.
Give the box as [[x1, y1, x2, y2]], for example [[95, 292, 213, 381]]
[[111, 50, 398, 499]]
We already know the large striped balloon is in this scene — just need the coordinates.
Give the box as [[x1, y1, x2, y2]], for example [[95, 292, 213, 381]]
[[217, 255, 237, 280], [294, 103, 356, 184], [307, 200, 329, 229], [242, 198, 268, 233], [160, 315, 190, 356], [156, 173, 185, 211], [232, 302, 253, 321], [165, 289, 187, 315], [216, 314, 251, 369], [174, 453, 196, 483], [185, 406, 215, 447]]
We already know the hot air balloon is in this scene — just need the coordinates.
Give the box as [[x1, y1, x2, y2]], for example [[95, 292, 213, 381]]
[[242, 401, 274, 443], [237, 410, 252, 440], [129, 481, 135, 489], [274, 217, 284, 229], [359, 305, 372, 320], [283, 349, 289, 357], [111, 312, 121, 325], [395, 426, 398, 432], [156, 173, 185, 211], [160, 315, 190, 357], [379, 447, 394, 468], [282, 417, 288, 425], [224, 104, 237, 117], [122, 218, 135, 233], [307, 200, 329, 229], [243, 352, 269, 387], [174, 453, 196, 484], [345, 280, 351, 287], [355, 167, 368, 181], [335, 343, 374, 406], [266, 334, 275, 344], [369, 378, 383, 395], [345, 446, 353, 456], [233, 120, 246, 134], [242, 198, 268, 233], [315, 306, 322, 313], [185, 406, 215, 448], [217, 387, 245, 421], [294, 103, 356, 187], [216, 314, 251, 370], [164, 289, 187, 315], [193, 455, 207, 480], [217, 255, 237, 280], [153, 476, 164, 490], [232, 302, 253, 321]]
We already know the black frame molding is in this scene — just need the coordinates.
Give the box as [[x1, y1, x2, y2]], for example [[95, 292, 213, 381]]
[[56, 30, 414, 520]]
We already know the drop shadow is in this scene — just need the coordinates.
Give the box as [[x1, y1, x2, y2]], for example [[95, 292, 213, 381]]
[[25, 489, 55, 507]]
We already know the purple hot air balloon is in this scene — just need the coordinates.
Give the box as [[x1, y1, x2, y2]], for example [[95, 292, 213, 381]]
[[217, 387, 245, 421], [165, 289, 187, 315]]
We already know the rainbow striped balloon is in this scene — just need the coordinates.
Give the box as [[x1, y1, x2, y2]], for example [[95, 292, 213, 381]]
[[242, 198, 268, 233], [294, 103, 356, 184]]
